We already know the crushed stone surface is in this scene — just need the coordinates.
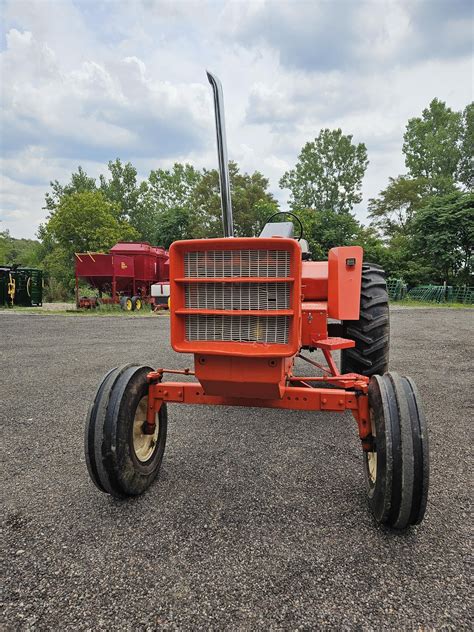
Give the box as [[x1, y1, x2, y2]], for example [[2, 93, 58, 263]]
[[1, 309, 472, 630]]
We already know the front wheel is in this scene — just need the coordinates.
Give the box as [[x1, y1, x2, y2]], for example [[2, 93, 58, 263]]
[[84, 364, 167, 497], [365, 372, 429, 529]]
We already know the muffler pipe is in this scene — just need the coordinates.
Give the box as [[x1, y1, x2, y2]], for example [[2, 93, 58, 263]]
[[206, 70, 234, 237]]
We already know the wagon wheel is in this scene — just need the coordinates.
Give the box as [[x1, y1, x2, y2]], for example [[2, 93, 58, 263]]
[[120, 296, 133, 311], [84, 365, 167, 497], [365, 372, 429, 529], [131, 296, 142, 311]]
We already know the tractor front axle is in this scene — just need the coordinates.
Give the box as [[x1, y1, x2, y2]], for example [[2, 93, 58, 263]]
[[145, 365, 372, 448]]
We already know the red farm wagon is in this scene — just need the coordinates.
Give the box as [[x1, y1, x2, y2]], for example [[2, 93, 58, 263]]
[[75, 242, 170, 310]]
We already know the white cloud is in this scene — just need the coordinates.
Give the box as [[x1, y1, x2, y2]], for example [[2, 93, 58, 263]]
[[0, 0, 473, 238]]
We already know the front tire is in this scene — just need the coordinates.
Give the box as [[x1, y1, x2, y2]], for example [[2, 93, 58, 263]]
[[84, 365, 167, 497], [365, 372, 429, 529]]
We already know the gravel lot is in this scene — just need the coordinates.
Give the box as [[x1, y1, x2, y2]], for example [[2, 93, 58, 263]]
[[1, 309, 472, 630]]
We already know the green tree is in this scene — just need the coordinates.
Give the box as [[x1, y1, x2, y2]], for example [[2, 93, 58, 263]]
[[42, 190, 138, 255], [0, 229, 41, 266], [39, 190, 138, 292], [412, 192, 474, 284], [381, 232, 433, 285], [356, 225, 389, 270], [458, 103, 474, 191], [144, 163, 203, 247], [44, 166, 97, 212], [292, 208, 366, 260], [403, 98, 462, 194], [193, 161, 279, 239], [140, 161, 278, 247], [280, 129, 368, 214], [100, 158, 149, 222], [0, 230, 9, 263], [368, 176, 429, 238]]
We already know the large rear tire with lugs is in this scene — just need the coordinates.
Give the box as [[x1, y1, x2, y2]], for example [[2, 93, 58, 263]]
[[341, 263, 389, 377]]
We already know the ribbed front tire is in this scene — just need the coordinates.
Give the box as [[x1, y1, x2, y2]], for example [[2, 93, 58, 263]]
[[85, 364, 167, 497], [366, 372, 429, 528], [341, 263, 390, 377]]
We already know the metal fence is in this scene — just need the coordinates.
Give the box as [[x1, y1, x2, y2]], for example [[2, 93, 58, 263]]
[[387, 278, 407, 301], [406, 285, 473, 304], [387, 279, 473, 304]]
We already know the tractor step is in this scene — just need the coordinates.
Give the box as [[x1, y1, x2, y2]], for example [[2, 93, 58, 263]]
[[314, 337, 356, 350]]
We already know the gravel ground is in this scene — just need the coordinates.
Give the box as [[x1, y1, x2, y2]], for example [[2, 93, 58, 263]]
[[1, 309, 472, 630], [41, 303, 76, 311]]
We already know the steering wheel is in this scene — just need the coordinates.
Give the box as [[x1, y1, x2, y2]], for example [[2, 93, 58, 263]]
[[264, 211, 304, 241]]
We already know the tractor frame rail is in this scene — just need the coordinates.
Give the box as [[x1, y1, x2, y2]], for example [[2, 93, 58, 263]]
[[145, 347, 372, 450]]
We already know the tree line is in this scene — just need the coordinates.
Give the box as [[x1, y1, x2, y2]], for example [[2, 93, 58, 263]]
[[1, 97, 472, 299]]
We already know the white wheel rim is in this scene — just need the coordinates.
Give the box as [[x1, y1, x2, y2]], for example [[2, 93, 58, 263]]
[[367, 409, 377, 485], [133, 396, 159, 462]]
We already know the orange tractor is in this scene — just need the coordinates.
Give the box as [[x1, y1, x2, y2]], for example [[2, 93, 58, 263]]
[[85, 73, 429, 529]]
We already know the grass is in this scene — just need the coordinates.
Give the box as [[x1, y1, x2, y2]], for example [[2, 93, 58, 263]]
[[392, 298, 473, 309], [0, 304, 168, 317]]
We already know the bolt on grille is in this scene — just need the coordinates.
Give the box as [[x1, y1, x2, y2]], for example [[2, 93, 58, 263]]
[[186, 315, 289, 344], [184, 250, 290, 278], [185, 282, 290, 311]]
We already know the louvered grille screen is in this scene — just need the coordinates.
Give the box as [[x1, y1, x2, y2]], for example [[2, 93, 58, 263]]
[[186, 315, 289, 344], [184, 250, 290, 278], [185, 282, 290, 311], [183, 248, 292, 345]]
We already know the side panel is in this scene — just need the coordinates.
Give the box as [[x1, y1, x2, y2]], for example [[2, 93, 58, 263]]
[[75, 253, 135, 278], [327, 246, 363, 320], [112, 255, 135, 278], [194, 355, 292, 399], [301, 302, 328, 347], [301, 261, 328, 300]]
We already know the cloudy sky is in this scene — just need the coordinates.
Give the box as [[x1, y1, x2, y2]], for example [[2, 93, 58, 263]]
[[1, 0, 473, 239]]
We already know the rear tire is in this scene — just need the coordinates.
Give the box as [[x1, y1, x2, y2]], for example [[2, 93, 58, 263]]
[[84, 364, 167, 497], [341, 263, 389, 377], [365, 372, 429, 529]]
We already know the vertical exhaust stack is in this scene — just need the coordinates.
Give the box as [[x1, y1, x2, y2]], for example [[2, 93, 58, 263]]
[[207, 71, 234, 238]]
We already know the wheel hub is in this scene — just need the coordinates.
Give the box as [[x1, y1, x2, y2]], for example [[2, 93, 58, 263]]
[[367, 409, 377, 485], [133, 396, 159, 462]]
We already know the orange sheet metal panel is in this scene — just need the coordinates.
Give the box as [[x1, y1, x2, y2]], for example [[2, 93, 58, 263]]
[[194, 355, 293, 399], [327, 246, 363, 320], [169, 237, 302, 358], [301, 261, 328, 300], [301, 301, 328, 347]]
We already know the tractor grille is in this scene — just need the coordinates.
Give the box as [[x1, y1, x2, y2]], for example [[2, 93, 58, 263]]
[[185, 282, 290, 311], [184, 250, 290, 278], [180, 247, 294, 347], [186, 315, 289, 344]]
